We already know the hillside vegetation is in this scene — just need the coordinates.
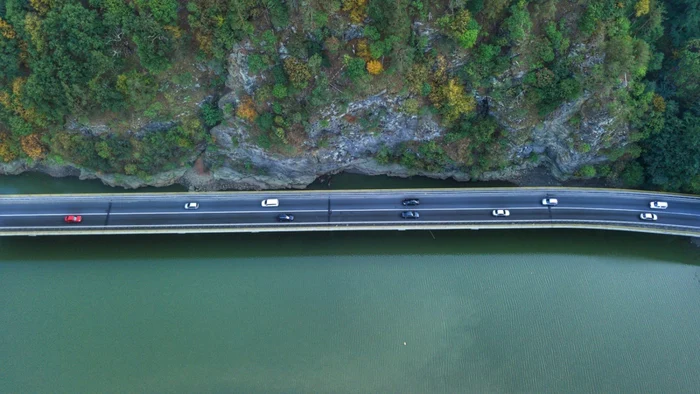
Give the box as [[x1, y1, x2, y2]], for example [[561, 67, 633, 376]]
[[0, 0, 698, 192]]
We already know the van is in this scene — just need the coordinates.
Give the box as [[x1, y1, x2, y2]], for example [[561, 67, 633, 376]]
[[649, 201, 668, 209], [261, 199, 279, 207]]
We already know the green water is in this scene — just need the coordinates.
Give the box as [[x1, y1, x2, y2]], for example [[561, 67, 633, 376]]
[[2, 174, 700, 393], [0, 171, 511, 194]]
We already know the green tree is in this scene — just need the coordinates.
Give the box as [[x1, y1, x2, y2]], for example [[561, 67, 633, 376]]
[[479, 0, 510, 22], [272, 83, 288, 99], [436, 10, 480, 49], [672, 39, 700, 105], [503, 1, 532, 44], [135, 0, 178, 25], [201, 102, 223, 127], [343, 55, 367, 82], [131, 14, 174, 73], [264, 0, 289, 30], [116, 71, 157, 109], [642, 110, 700, 193], [667, 0, 700, 46], [22, 3, 116, 120], [578, 165, 597, 178]]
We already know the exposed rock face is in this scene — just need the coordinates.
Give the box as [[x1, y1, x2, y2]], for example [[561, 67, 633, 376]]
[[194, 91, 452, 190], [527, 94, 621, 178]]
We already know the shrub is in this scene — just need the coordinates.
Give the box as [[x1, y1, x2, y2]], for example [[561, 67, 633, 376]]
[[248, 54, 267, 74], [324, 36, 341, 53], [257, 112, 274, 131], [375, 146, 391, 164], [401, 98, 420, 115]]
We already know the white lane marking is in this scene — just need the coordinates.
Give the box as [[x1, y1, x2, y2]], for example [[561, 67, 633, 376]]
[[0, 210, 329, 217], [1, 205, 700, 218], [0, 219, 700, 233], [110, 209, 329, 215], [334, 207, 700, 217], [332, 207, 539, 212], [1, 219, 699, 230], [553, 206, 700, 217]]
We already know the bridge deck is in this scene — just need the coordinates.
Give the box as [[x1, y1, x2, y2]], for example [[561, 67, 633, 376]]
[[1, 187, 699, 237]]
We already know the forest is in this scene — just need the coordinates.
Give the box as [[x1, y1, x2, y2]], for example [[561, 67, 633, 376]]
[[0, 0, 698, 192]]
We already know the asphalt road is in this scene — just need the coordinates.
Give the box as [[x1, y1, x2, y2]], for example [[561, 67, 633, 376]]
[[1, 188, 699, 236]]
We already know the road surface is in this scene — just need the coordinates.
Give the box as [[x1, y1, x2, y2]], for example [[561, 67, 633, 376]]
[[1, 188, 699, 237]]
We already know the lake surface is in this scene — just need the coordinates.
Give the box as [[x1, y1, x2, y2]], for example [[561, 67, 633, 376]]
[[0, 171, 511, 194], [1, 173, 700, 393]]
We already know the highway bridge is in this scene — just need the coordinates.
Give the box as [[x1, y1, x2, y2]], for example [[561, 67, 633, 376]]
[[1, 188, 699, 237]]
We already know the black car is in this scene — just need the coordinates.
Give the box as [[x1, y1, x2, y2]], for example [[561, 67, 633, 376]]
[[277, 214, 295, 222], [402, 199, 420, 206], [401, 211, 420, 219]]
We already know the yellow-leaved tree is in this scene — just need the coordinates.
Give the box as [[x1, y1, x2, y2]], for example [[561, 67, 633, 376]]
[[635, 0, 650, 17], [366, 60, 383, 75], [29, 0, 54, 15], [0, 17, 17, 39], [342, 0, 368, 24], [441, 79, 476, 123]]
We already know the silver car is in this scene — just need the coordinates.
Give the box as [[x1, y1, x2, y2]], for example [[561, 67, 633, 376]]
[[184, 202, 199, 210], [492, 209, 510, 217], [541, 198, 558, 206], [639, 213, 658, 221]]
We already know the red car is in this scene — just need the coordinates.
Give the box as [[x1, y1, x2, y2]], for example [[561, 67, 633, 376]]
[[64, 215, 82, 223]]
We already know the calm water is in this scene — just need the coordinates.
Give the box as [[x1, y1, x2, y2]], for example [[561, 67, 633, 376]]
[[0, 171, 511, 194], [1, 173, 700, 393]]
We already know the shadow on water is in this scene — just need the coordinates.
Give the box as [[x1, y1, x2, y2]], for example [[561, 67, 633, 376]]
[[1, 229, 698, 265], [1, 171, 512, 195], [306, 172, 514, 190], [0, 171, 186, 194]]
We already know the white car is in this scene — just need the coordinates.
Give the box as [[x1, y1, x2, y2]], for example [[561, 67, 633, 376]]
[[261, 199, 279, 207], [649, 201, 668, 209], [542, 198, 558, 206], [639, 213, 658, 221], [492, 209, 510, 217], [184, 202, 199, 210]]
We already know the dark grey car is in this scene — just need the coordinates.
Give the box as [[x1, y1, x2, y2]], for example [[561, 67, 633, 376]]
[[401, 211, 420, 219], [277, 214, 295, 222], [402, 199, 420, 206]]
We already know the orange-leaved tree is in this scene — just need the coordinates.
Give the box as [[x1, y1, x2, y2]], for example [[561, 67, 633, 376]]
[[236, 97, 257, 122], [20, 134, 44, 159]]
